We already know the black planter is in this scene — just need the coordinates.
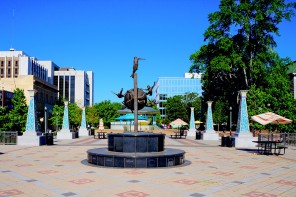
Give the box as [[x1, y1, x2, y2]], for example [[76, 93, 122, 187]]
[[221, 137, 234, 147], [196, 131, 202, 140], [45, 133, 53, 145]]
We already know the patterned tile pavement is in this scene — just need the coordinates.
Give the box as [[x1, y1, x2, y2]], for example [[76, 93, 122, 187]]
[[0, 136, 296, 196]]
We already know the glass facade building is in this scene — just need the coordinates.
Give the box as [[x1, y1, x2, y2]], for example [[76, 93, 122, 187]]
[[54, 68, 93, 107], [154, 73, 202, 118]]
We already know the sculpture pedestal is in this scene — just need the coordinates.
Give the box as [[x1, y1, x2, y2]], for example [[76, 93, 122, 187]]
[[18, 132, 46, 146], [87, 132, 185, 168], [187, 128, 196, 137], [57, 129, 76, 140], [202, 131, 219, 141], [79, 128, 89, 136], [234, 133, 257, 149]]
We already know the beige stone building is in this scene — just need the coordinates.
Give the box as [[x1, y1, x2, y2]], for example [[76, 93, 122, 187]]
[[0, 49, 58, 113]]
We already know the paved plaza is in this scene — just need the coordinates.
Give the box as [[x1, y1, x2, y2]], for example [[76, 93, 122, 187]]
[[0, 135, 296, 197]]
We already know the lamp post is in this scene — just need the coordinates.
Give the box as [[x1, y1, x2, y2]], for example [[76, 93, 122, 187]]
[[56, 111, 59, 131], [44, 106, 47, 133], [1, 82, 4, 107], [229, 106, 232, 135]]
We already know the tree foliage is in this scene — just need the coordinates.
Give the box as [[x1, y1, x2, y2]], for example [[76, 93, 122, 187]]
[[212, 99, 228, 131], [94, 100, 122, 128], [183, 92, 202, 122], [0, 106, 9, 131], [49, 104, 64, 130], [164, 93, 201, 124], [190, 0, 296, 130], [68, 102, 82, 130], [7, 88, 28, 133], [164, 95, 187, 123], [247, 56, 296, 132], [86, 105, 99, 127]]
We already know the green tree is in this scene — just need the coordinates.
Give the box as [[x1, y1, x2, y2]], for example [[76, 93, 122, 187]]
[[248, 56, 296, 132], [164, 95, 187, 122], [212, 99, 228, 131], [190, 0, 296, 123], [49, 105, 64, 131], [6, 88, 28, 133], [94, 100, 122, 128], [182, 92, 202, 122], [86, 105, 99, 127], [68, 102, 82, 131], [0, 107, 9, 131]]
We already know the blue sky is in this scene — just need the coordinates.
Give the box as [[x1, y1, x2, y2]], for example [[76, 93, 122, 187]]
[[1, 0, 296, 104]]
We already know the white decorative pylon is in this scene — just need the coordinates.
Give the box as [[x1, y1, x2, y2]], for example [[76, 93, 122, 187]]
[[187, 107, 196, 136], [79, 107, 89, 136], [202, 101, 219, 140], [57, 101, 76, 139], [234, 90, 256, 148], [18, 90, 46, 146]]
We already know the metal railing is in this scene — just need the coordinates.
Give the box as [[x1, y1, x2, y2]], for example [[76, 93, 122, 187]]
[[258, 132, 296, 146], [0, 131, 18, 145]]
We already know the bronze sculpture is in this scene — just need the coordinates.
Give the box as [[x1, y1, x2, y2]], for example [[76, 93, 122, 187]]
[[130, 56, 145, 78], [112, 88, 125, 98], [112, 56, 157, 131], [145, 81, 156, 96]]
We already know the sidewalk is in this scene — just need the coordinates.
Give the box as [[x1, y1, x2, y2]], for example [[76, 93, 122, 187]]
[[0, 136, 296, 196]]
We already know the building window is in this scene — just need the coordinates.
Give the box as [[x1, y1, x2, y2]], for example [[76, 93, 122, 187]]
[[14, 68, 18, 75], [15, 61, 18, 66], [70, 76, 75, 103], [8, 61, 11, 67], [65, 76, 69, 99], [1, 61, 3, 67], [1, 69, 3, 74], [54, 76, 58, 86], [8, 68, 11, 75], [159, 94, 167, 100]]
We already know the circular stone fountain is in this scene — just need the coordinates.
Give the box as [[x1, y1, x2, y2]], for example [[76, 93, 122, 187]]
[[87, 132, 185, 168]]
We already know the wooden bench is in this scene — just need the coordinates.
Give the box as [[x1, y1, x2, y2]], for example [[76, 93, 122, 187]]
[[94, 131, 107, 139], [170, 130, 187, 139], [275, 145, 288, 155]]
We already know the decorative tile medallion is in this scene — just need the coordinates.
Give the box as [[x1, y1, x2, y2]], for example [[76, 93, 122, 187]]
[[174, 179, 199, 185], [116, 190, 149, 197], [69, 178, 95, 185], [212, 171, 234, 176], [37, 170, 58, 174], [276, 180, 296, 186], [0, 189, 24, 196], [243, 191, 276, 197], [124, 171, 145, 175]]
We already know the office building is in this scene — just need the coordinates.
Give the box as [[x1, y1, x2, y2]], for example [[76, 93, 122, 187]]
[[0, 49, 94, 112], [0, 49, 58, 111], [54, 68, 94, 108], [153, 73, 202, 118]]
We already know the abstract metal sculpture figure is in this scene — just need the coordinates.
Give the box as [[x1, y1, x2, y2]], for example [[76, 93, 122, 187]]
[[147, 98, 157, 107], [123, 88, 147, 112], [145, 81, 155, 96], [131, 56, 145, 78], [112, 88, 125, 98]]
